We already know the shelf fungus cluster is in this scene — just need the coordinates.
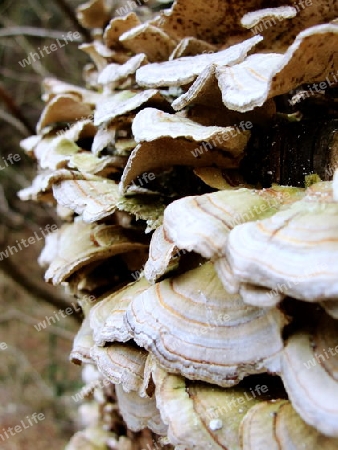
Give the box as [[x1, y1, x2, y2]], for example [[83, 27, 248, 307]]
[[19, 0, 338, 448]]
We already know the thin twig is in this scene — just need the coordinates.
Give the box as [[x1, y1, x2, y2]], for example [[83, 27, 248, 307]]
[[0, 109, 30, 136], [0, 26, 83, 41], [0, 83, 35, 134], [0, 14, 50, 78], [14, 35, 51, 78], [54, 0, 92, 42]]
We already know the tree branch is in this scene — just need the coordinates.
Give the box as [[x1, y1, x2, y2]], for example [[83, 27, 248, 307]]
[[0, 109, 30, 136], [0, 83, 35, 135], [0, 26, 83, 41], [54, 0, 92, 42]]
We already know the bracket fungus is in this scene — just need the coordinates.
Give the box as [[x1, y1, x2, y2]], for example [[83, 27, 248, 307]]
[[152, 364, 264, 450], [115, 384, 167, 436], [20, 0, 338, 448], [132, 108, 251, 155], [93, 89, 166, 126], [52, 179, 121, 223], [91, 344, 149, 396], [281, 314, 338, 437], [90, 278, 150, 346], [224, 183, 338, 305], [240, 400, 338, 449], [161, 186, 303, 260], [136, 35, 262, 88], [143, 225, 178, 284], [119, 23, 177, 62], [71, 316, 95, 365], [77, 0, 111, 29], [44, 221, 148, 285], [97, 53, 148, 87], [125, 262, 286, 386], [36, 94, 93, 133]]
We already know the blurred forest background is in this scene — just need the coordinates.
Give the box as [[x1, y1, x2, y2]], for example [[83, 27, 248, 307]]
[[0, 0, 96, 448]]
